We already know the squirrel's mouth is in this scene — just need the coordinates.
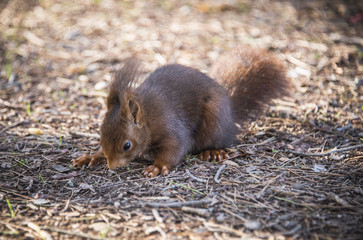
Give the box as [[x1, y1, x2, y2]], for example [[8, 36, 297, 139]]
[[107, 157, 129, 170]]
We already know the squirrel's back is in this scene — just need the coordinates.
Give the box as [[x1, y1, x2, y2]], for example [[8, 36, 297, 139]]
[[137, 64, 237, 151], [138, 64, 226, 108]]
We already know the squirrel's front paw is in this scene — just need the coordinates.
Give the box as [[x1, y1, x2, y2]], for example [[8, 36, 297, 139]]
[[143, 165, 169, 177], [200, 150, 229, 162], [72, 154, 105, 168], [72, 154, 91, 167]]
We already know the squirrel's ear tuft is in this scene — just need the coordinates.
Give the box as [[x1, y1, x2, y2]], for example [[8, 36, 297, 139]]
[[106, 90, 120, 110], [106, 58, 141, 110], [128, 98, 141, 125]]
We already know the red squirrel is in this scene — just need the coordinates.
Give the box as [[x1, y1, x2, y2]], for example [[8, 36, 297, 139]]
[[72, 48, 290, 177]]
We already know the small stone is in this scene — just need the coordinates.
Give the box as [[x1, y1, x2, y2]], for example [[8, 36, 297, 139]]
[[244, 220, 261, 230], [1, 162, 11, 168], [67, 180, 74, 187], [78, 75, 89, 82], [95, 81, 107, 90], [312, 164, 327, 172], [293, 183, 304, 190], [216, 213, 225, 222]]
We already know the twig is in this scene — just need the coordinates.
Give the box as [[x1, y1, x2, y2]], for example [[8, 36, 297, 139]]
[[237, 137, 276, 147], [285, 168, 317, 184], [214, 165, 226, 183], [61, 190, 74, 212], [0, 120, 30, 134], [280, 144, 363, 157], [41, 226, 107, 240], [329, 33, 363, 46], [329, 193, 353, 207], [285, 54, 311, 69], [169, 181, 205, 195], [222, 207, 247, 222], [4, 222, 35, 235], [0, 99, 24, 110], [203, 222, 243, 237], [152, 209, 163, 223], [181, 206, 210, 217], [12, 158, 31, 169], [144, 226, 166, 238], [146, 199, 212, 208], [274, 196, 313, 211], [0, 187, 34, 200], [70, 131, 100, 139], [185, 169, 207, 183], [256, 174, 282, 199], [282, 224, 302, 236], [336, 123, 352, 132]]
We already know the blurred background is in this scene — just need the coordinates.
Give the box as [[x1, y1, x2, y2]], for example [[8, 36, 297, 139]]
[[0, 0, 362, 143]]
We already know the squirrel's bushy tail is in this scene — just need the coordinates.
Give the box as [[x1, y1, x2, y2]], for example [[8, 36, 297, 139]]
[[211, 48, 290, 124]]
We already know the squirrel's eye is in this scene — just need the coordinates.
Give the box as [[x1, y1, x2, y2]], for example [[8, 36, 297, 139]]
[[123, 140, 131, 151]]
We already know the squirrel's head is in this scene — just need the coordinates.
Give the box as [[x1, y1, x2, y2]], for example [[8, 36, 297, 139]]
[[100, 61, 148, 170], [100, 93, 148, 170]]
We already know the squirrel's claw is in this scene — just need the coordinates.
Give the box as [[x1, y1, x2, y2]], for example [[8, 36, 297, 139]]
[[72, 153, 105, 168], [143, 165, 169, 177], [200, 150, 229, 162], [72, 154, 91, 167]]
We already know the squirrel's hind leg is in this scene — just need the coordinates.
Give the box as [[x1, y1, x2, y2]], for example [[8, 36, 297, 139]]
[[193, 92, 237, 162], [200, 149, 229, 162]]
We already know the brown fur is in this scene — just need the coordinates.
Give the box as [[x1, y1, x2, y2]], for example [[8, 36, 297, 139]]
[[211, 48, 290, 123], [73, 48, 290, 177]]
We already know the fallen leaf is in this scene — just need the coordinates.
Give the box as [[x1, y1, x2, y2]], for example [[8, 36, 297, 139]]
[[79, 183, 95, 192], [59, 211, 80, 217], [52, 165, 71, 173], [32, 199, 50, 205], [246, 166, 258, 173], [222, 160, 239, 167], [89, 222, 109, 232], [28, 128, 43, 135], [312, 164, 327, 172]]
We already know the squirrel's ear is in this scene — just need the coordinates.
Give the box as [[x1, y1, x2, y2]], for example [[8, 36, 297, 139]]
[[128, 98, 141, 125]]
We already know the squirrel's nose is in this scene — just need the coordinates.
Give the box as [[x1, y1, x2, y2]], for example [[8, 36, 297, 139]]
[[107, 157, 128, 170]]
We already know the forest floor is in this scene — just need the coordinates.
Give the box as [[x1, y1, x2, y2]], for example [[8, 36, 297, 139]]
[[0, 0, 362, 239]]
